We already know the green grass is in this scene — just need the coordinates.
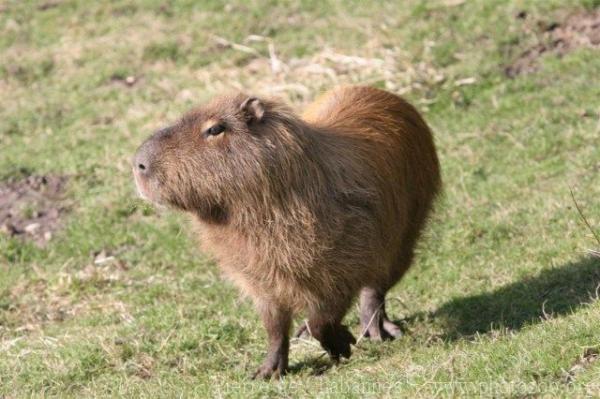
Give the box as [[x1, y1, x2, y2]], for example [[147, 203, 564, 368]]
[[1, 0, 599, 397]]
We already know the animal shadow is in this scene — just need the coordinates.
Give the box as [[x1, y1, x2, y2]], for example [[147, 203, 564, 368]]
[[434, 255, 600, 339], [288, 354, 333, 376]]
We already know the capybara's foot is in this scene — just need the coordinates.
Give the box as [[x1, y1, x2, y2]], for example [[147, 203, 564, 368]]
[[251, 356, 287, 380], [317, 323, 356, 361], [359, 288, 403, 341], [361, 316, 403, 341], [382, 318, 403, 338]]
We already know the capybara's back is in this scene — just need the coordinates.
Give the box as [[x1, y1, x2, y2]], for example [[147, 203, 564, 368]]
[[133, 86, 441, 379], [304, 86, 441, 289]]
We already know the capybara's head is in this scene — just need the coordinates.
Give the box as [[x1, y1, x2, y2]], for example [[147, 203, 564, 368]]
[[132, 93, 302, 222]]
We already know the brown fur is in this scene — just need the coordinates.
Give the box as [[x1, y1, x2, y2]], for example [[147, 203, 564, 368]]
[[133, 86, 441, 379]]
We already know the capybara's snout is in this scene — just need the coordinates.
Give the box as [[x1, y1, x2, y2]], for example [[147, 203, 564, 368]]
[[132, 127, 172, 178], [133, 139, 155, 178], [132, 128, 171, 201]]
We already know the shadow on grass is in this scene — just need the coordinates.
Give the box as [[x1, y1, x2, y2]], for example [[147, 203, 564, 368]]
[[288, 355, 333, 376], [434, 255, 600, 339]]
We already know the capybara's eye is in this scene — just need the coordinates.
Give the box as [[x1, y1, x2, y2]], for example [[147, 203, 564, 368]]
[[205, 124, 226, 137]]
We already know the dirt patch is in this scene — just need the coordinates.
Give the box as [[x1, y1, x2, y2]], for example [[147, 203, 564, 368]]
[[37, 1, 62, 11], [505, 10, 600, 77], [0, 175, 69, 246]]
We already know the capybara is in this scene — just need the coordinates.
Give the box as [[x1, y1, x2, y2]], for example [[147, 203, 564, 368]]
[[133, 86, 441, 379]]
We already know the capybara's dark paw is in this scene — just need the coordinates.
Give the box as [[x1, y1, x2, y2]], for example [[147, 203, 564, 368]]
[[251, 358, 286, 380], [320, 324, 356, 361]]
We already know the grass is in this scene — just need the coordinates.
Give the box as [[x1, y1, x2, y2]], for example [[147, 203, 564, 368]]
[[1, 0, 599, 397]]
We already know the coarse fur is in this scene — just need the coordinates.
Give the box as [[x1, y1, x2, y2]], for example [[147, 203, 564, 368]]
[[133, 86, 441, 379]]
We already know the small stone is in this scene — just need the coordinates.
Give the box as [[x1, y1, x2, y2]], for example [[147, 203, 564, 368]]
[[24, 223, 40, 233], [44, 231, 52, 241], [125, 76, 136, 86], [94, 250, 115, 265]]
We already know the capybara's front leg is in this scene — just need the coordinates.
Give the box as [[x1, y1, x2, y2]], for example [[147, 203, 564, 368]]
[[311, 320, 356, 361], [307, 301, 356, 361], [251, 304, 292, 380]]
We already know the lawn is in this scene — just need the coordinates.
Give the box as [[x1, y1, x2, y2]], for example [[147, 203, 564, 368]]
[[1, 0, 599, 397]]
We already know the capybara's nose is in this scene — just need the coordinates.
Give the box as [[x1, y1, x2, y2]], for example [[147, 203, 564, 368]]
[[133, 152, 149, 175], [136, 156, 148, 172], [137, 159, 147, 173], [134, 128, 171, 176], [133, 142, 154, 176]]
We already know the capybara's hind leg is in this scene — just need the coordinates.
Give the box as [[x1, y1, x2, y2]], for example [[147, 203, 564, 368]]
[[359, 287, 403, 340], [359, 241, 419, 340]]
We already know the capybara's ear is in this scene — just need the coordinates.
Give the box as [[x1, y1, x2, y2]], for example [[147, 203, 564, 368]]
[[240, 97, 265, 124]]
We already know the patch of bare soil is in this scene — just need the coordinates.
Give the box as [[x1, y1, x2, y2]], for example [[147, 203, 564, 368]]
[[0, 175, 69, 246], [506, 10, 600, 77]]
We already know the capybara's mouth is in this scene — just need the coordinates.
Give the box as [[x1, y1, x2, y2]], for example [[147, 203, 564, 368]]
[[132, 168, 159, 203]]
